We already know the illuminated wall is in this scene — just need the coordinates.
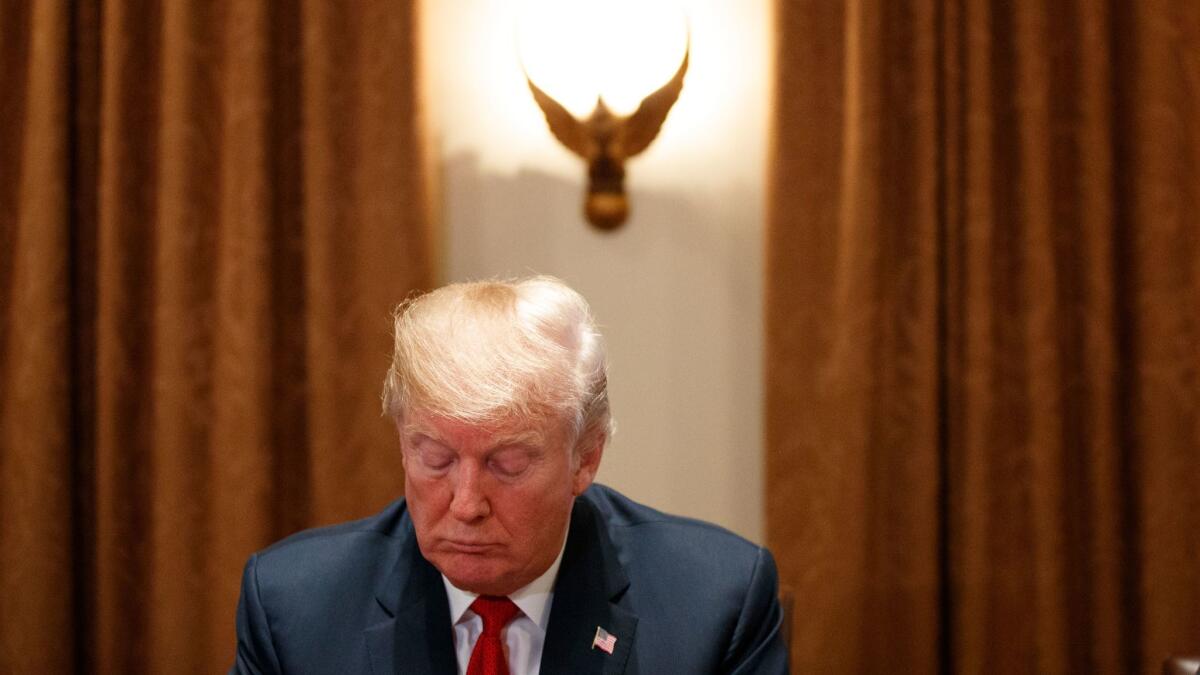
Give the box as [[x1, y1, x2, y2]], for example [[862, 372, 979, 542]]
[[422, 0, 771, 541]]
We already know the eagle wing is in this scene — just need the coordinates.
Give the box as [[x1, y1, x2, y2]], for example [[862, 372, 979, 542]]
[[526, 77, 592, 158], [619, 40, 689, 158]]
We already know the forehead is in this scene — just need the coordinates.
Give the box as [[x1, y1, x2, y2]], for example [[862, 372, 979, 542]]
[[401, 411, 557, 449]]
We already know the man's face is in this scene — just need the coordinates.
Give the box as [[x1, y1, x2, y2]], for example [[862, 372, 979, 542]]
[[399, 409, 601, 596]]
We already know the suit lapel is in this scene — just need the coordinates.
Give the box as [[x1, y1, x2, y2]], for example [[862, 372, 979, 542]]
[[364, 495, 641, 675], [540, 497, 639, 675], [364, 508, 458, 675]]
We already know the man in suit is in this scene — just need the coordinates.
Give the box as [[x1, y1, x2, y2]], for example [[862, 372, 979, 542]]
[[231, 276, 789, 674]]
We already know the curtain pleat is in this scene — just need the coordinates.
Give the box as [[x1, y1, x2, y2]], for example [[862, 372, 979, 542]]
[[768, 0, 1200, 673], [0, 2, 75, 672], [0, 1, 432, 672], [767, 0, 943, 671]]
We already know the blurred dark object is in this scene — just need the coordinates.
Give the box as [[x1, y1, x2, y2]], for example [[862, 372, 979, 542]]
[[780, 589, 793, 652]]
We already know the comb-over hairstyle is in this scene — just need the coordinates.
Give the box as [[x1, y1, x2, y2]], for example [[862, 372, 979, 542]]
[[381, 276, 612, 455]]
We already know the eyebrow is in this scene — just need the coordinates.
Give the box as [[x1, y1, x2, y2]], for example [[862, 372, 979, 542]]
[[401, 426, 545, 449], [491, 430, 544, 447]]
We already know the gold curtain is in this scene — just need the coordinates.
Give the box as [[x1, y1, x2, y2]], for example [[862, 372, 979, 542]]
[[0, 1, 432, 672], [767, 0, 1199, 673]]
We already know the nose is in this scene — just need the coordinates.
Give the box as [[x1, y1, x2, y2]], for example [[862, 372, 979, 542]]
[[448, 463, 491, 522]]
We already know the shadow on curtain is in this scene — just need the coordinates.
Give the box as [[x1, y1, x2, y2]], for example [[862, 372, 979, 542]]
[[767, 0, 1199, 673], [0, 1, 432, 672]]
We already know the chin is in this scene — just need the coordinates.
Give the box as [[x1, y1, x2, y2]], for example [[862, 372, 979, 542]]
[[444, 571, 521, 596], [437, 554, 519, 595]]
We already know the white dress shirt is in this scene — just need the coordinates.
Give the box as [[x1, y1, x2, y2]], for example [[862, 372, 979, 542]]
[[442, 535, 567, 675]]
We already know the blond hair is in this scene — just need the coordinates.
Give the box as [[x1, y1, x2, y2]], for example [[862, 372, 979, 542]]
[[382, 276, 612, 455]]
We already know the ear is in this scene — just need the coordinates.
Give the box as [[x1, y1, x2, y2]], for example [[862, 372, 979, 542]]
[[571, 433, 604, 496]]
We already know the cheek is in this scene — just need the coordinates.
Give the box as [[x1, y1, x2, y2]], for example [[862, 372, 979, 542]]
[[496, 485, 572, 539], [405, 474, 450, 525]]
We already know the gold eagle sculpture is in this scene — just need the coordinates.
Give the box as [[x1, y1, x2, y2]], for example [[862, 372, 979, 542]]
[[525, 41, 689, 230]]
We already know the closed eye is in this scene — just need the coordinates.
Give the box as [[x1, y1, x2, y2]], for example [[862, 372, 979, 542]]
[[411, 435, 455, 471], [489, 449, 533, 478], [422, 451, 454, 470]]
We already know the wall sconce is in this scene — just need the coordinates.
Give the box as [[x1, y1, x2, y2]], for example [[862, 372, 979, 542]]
[[519, 3, 690, 230]]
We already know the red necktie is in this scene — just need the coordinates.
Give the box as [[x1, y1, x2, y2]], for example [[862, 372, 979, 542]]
[[466, 595, 521, 675]]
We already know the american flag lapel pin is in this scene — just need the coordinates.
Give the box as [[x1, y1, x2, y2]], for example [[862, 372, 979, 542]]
[[592, 626, 617, 655]]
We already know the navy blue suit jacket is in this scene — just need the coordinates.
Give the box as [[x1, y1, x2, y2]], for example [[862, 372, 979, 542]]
[[231, 484, 789, 674]]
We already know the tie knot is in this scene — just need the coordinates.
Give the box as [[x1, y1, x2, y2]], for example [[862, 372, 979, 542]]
[[470, 596, 520, 636]]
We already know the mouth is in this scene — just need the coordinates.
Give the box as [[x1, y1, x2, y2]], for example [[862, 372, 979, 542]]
[[443, 540, 499, 554]]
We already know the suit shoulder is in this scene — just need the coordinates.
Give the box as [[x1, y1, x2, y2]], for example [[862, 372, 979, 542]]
[[251, 498, 410, 580], [580, 484, 785, 672], [582, 483, 762, 557]]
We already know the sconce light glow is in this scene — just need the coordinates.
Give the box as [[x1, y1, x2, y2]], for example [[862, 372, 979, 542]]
[[517, 0, 689, 118], [517, 0, 690, 229]]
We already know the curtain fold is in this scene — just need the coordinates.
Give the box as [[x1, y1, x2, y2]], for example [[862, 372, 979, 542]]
[[768, 0, 1199, 673], [1, 1, 432, 672], [1, 2, 76, 672]]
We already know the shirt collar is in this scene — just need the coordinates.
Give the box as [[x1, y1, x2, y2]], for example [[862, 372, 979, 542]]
[[441, 521, 569, 632]]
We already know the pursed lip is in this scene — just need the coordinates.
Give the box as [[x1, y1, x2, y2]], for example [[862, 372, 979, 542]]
[[443, 540, 499, 554]]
